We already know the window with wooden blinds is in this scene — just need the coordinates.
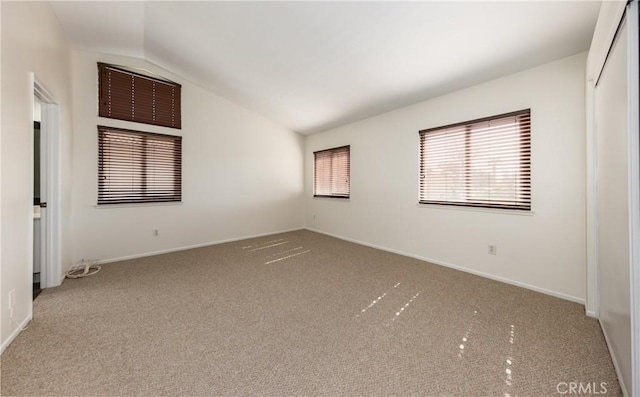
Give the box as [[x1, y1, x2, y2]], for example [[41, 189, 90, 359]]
[[98, 126, 182, 205], [314, 145, 350, 198], [419, 109, 531, 211], [98, 63, 182, 129]]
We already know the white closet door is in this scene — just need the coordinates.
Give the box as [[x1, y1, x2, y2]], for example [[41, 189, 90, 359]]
[[595, 17, 632, 395]]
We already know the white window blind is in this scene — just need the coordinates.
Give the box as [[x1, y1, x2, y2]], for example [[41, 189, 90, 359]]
[[314, 145, 350, 198], [419, 110, 531, 211], [98, 126, 182, 205]]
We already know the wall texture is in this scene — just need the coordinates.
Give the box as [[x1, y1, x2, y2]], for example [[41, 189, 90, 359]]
[[69, 50, 305, 264], [305, 52, 587, 302], [1, 1, 73, 350]]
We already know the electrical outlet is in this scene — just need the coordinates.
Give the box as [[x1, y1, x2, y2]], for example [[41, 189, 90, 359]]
[[488, 245, 497, 255], [9, 289, 15, 309], [153, 229, 159, 237], [313, 215, 316, 220]]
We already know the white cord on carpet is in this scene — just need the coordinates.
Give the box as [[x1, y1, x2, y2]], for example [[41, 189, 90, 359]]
[[66, 259, 102, 279]]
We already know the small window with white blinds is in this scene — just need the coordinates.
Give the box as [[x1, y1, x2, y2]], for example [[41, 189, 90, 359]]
[[419, 109, 531, 211], [98, 126, 182, 205], [314, 145, 350, 198]]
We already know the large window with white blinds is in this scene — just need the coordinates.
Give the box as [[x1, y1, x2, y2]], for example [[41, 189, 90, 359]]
[[419, 109, 531, 211], [314, 145, 350, 198], [98, 126, 182, 205]]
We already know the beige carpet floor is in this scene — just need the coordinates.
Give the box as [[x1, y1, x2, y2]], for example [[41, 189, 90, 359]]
[[1, 230, 621, 396]]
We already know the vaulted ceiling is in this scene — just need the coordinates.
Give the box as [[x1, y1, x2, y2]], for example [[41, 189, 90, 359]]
[[51, 1, 600, 134]]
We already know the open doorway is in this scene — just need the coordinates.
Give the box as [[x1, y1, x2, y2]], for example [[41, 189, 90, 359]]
[[33, 99, 42, 299], [32, 75, 62, 294]]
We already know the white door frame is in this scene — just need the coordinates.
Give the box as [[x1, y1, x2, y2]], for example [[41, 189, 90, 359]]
[[585, 77, 599, 318], [626, 3, 640, 395], [31, 75, 62, 289]]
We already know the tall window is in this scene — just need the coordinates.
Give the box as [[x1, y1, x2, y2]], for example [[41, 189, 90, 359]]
[[98, 126, 182, 205], [98, 63, 182, 129], [314, 145, 350, 198], [419, 109, 531, 211]]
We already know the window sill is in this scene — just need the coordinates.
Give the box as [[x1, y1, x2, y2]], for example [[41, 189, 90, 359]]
[[416, 203, 534, 216], [94, 201, 183, 209], [313, 196, 350, 201]]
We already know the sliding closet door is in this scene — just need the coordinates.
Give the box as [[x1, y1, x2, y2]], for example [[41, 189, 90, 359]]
[[595, 16, 632, 395]]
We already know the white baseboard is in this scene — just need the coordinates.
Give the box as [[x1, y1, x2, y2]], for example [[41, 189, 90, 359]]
[[1, 315, 32, 355], [600, 321, 629, 396], [586, 309, 599, 318], [305, 227, 585, 305], [95, 227, 305, 265]]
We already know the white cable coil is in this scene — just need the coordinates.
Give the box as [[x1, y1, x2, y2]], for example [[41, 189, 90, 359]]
[[66, 259, 101, 279]]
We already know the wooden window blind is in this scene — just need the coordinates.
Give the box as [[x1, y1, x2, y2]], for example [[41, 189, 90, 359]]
[[314, 145, 350, 198], [419, 109, 531, 211], [98, 126, 182, 205], [98, 63, 182, 129]]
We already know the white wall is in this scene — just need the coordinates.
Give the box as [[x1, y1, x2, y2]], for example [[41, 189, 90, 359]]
[[305, 52, 587, 302], [70, 50, 304, 263], [1, 1, 74, 350]]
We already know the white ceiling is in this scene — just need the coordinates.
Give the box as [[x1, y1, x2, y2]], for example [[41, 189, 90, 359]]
[[51, 1, 601, 134]]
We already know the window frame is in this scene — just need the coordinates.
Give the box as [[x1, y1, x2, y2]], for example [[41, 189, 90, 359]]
[[418, 109, 531, 211], [313, 145, 351, 199], [97, 126, 182, 206]]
